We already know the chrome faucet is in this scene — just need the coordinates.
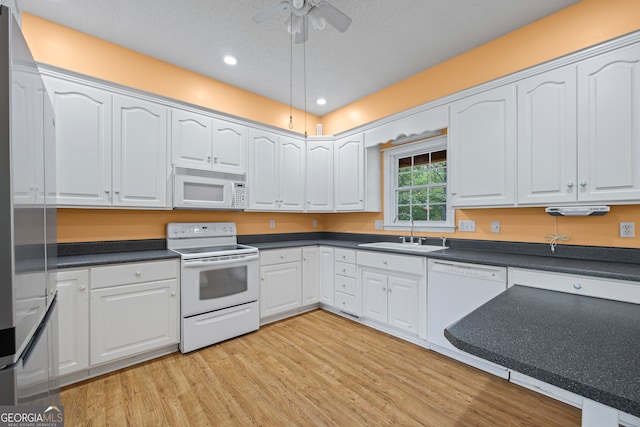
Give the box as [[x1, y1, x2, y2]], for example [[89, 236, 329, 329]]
[[394, 214, 415, 244]]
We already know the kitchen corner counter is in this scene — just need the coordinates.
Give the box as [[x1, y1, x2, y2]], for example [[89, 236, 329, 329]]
[[444, 285, 640, 418]]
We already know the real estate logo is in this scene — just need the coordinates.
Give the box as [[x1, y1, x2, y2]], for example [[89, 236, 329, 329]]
[[0, 405, 64, 427]]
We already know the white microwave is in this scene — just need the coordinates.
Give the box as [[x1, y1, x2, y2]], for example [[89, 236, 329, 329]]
[[173, 167, 246, 210]]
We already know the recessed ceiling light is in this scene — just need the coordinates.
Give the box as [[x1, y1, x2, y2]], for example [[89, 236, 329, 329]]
[[316, 98, 327, 105], [223, 55, 237, 65]]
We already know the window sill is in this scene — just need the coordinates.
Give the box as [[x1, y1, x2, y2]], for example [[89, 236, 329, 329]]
[[384, 224, 456, 234]]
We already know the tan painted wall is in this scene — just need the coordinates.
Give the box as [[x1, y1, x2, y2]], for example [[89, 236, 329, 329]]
[[21, 1, 640, 248]]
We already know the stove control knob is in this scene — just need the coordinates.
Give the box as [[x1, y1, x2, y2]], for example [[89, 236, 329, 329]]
[[193, 227, 201, 234]]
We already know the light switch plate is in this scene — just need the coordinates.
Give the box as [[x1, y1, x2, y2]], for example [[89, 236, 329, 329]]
[[374, 220, 383, 230], [491, 221, 501, 233], [458, 220, 476, 232]]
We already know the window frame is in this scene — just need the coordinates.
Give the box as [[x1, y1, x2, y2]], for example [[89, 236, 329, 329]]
[[383, 135, 455, 233]]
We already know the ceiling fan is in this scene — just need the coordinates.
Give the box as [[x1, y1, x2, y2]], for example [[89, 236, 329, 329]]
[[252, 0, 352, 43]]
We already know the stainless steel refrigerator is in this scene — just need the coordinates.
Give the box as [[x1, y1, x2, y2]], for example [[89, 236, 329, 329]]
[[0, 5, 59, 406]]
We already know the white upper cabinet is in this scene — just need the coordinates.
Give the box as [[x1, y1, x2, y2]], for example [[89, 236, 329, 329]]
[[306, 139, 334, 211], [112, 94, 168, 208], [45, 76, 170, 208], [334, 133, 365, 211], [449, 85, 516, 207], [248, 129, 305, 211], [576, 43, 640, 203], [171, 109, 213, 169], [517, 65, 578, 205], [172, 109, 247, 175], [213, 120, 246, 174], [44, 77, 113, 206]]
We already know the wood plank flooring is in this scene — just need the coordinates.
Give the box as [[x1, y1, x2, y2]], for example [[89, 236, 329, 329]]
[[61, 310, 581, 426]]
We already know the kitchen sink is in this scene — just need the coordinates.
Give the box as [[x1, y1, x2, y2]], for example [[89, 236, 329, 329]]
[[358, 241, 448, 253]]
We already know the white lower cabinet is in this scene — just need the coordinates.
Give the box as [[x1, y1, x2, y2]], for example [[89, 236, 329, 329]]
[[89, 260, 179, 366], [259, 248, 302, 319], [54, 269, 89, 376], [302, 247, 320, 306], [318, 246, 335, 306], [334, 248, 359, 316], [358, 250, 426, 338]]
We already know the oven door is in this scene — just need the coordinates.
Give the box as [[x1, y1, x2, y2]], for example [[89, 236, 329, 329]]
[[181, 253, 259, 317]]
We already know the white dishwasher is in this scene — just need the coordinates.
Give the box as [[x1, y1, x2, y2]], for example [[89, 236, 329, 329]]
[[427, 259, 509, 378]]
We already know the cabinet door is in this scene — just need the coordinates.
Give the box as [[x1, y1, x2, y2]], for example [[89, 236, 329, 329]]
[[259, 262, 302, 318], [213, 120, 246, 174], [44, 77, 112, 206], [361, 269, 387, 323], [577, 43, 640, 202], [279, 136, 306, 211], [171, 109, 213, 169], [54, 269, 89, 376], [387, 274, 419, 334], [517, 65, 578, 205], [90, 279, 178, 365], [112, 95, 168, 208], [335, 134, 364, 211], [306, 141, 334, 211], [302, 247, 319, 306], [449, 85, 516, 207], [319, 247, 335, 306], [248, 130, 279, 210]]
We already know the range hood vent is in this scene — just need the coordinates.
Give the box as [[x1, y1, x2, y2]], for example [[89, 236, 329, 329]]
[[545, 206, 610, 216]]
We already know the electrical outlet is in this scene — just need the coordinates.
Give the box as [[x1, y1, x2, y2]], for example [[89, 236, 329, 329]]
[[312, 219, 318, 228], [458, 220, 476, 232], [374, 220, 383, 230], [270, 220, 276, 229], [491, 221, 501, 233], [620, 222, 635, 238]]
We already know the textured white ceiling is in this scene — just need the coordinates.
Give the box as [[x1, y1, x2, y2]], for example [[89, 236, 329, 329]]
[[21, 0, 579, 116]]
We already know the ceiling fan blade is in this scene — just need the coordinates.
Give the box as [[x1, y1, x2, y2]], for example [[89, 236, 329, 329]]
[[294, 15, 309, 44], [314, 1, 352, 32], [252, 1, 290, 24]]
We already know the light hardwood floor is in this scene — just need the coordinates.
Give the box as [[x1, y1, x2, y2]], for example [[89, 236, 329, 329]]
[[61, 309, 581, 426]]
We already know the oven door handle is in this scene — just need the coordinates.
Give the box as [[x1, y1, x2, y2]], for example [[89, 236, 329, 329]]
[[183, 253, 259, 267]]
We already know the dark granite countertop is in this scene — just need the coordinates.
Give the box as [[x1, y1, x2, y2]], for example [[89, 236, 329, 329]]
[[444, 285, 640, 417], [245, 237, 640, 283], [55, 233, 640, 283]]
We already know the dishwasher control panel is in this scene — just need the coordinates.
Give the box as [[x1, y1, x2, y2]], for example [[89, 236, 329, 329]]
[[428, 260, 507, 282]]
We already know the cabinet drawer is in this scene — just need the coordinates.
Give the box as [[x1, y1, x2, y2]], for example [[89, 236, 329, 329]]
[[260, 248, 302, 266], [357, 250, 425, 276], [91, 260, 178, 289], [334, 248, 356, 264], [335, 261, 357, 278], [334, 275, 357, 296], [509, 268, 640, 304], [335, 291, 357, 315]]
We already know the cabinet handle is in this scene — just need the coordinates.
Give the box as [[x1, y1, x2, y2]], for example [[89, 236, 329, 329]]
[[280, 255, 285, 259], [207, 156, 212, 163], [383, 261, 388, 265], [382, 287, 386, 291], [567, 181, 574, 188], [342, 284, 346, 289], [261, 276, 265, 281], [451, 191, 457, 195], [214, 157, 218, 163], [573, 283, 582, 290], [579, 180, 587, 187], [342, 268, 347, 273], [342, 301, 346, 306], [135, 271, 142, 277], [79, 285, 86, 291], [171, 292, 176, 297]]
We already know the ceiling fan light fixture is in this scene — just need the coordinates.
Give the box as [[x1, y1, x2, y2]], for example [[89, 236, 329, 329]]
[[308, 7, 326, 30], [286, 14, 303, 35]]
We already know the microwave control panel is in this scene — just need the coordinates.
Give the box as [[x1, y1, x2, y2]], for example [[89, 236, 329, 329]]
[[234, 183, 246, 209]]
